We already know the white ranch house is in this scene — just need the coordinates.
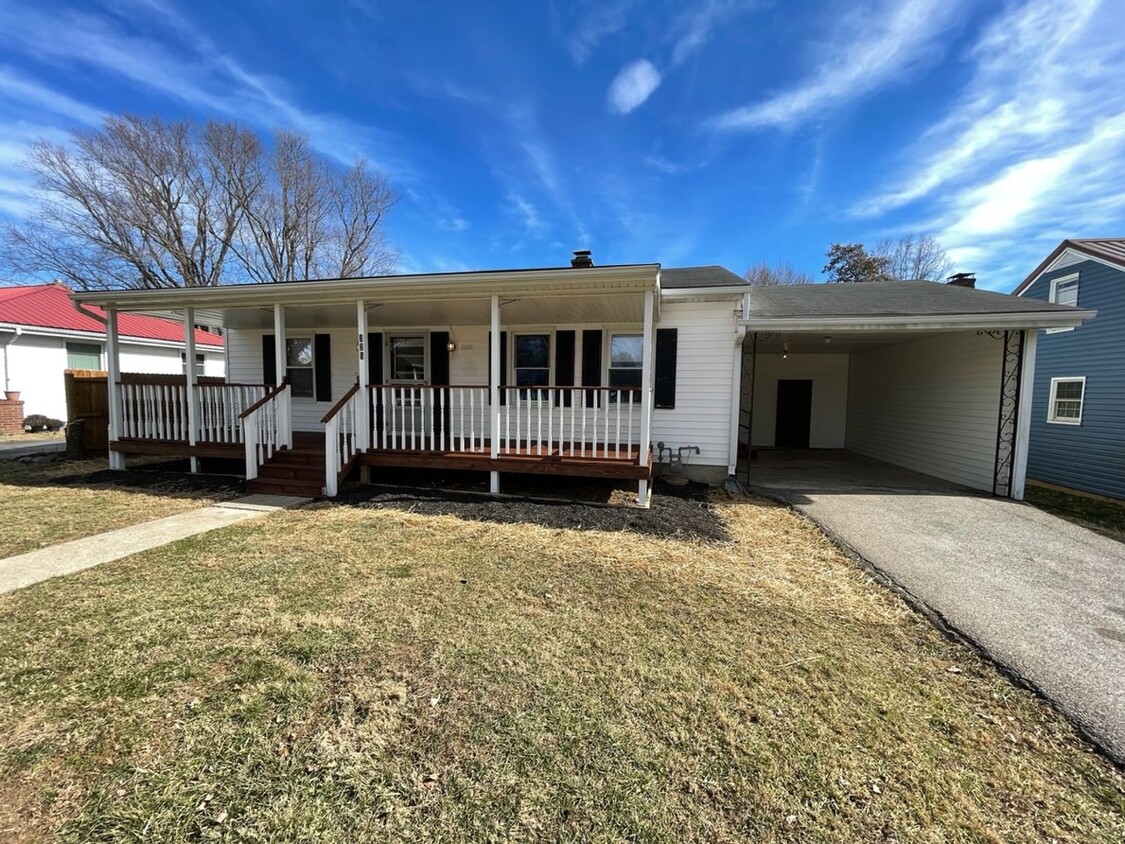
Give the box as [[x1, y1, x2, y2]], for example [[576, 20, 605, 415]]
[[71, 257, 1091, 505]]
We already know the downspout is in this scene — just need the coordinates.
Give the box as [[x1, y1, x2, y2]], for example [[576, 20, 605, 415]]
[[0, 327, 23, 392]]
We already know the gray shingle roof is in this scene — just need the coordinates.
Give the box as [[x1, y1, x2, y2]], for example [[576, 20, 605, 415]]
[[745, 281, 1082, 318], [661, 266, 748, 289]]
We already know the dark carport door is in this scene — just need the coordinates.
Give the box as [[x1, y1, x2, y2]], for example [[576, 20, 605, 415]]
[[775, 379, 812, 448]]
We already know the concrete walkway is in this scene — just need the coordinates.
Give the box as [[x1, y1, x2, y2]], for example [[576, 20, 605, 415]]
[[0, 494, 308, 594], [0, 439, 67, 458], [747, 450, 1125, 764]]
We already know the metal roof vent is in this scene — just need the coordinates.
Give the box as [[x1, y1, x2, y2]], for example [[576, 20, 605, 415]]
[[947, 272, 976, 288], [570, 249, 594, 268]]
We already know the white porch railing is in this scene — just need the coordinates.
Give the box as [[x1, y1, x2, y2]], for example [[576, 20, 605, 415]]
[[118, 379, 268, 444], [368, 384, 642, 460], [323, 381, 362, 497], [240, 382, 292, 480]]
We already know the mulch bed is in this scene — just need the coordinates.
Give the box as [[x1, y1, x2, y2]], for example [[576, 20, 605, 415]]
[[327, 479, 731, 543]]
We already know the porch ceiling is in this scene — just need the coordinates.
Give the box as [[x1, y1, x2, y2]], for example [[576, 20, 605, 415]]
[[202, 292, 647, 330], [751, 328, 981, 355]]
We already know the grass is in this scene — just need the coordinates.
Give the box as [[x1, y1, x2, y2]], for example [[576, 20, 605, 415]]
[[0, 456, 238, 558], [1026, 483, 1125, 542], [0, 493, 1122, 842]]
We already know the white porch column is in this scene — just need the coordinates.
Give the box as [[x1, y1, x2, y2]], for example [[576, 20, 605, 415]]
[[183, 307, 199, 473], [637, 288, 655, 506], [106, 307, 125, 470], [272, 304, 286, 387], [1011, 329, 1038, 501], [356, 300, 371, 453], [727, 325, 747, 476], [489, 294, 501, 494]]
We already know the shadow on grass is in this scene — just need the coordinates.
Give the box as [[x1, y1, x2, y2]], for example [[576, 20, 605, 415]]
[[0, 453, 244, 501], [326, 476, 731, 543]]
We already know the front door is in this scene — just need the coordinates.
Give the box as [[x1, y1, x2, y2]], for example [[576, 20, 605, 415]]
[[775, 379, 812, 448]]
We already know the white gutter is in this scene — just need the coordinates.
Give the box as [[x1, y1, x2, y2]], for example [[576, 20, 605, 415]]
[[739, 309, 1096, 332], [661, 286, 749, 301]]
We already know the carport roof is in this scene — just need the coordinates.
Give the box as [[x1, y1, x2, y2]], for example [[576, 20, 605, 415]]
[[742, 281, 1094, 331]]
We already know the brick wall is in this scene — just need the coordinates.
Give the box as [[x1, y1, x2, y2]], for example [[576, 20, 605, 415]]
[[0, 398, 24, 434]]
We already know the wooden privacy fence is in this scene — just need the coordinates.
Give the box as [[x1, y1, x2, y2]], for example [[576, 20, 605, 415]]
[[63, 371, 234, 454]]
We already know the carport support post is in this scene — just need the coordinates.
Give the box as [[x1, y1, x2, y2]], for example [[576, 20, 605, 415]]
[[106, 307, 125, 471], [637, 288, 655, 507], [1011, 329, 1038, 501], [489, 295, 500, 494], [183, 306, 199, 473], [356, 300, 371, 484]]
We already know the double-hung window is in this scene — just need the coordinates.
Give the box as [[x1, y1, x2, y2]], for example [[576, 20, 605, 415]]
[[181, 352, 206, 378], [514, 333, 550, 399], [1047, 377, 1085, 425], [286, 337, 315, 398], [1047, 274, 1079, 333], [66, 342, 101, 370], [608, 333, 643, 401]]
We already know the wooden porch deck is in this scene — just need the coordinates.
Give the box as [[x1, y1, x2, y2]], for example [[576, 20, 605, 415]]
[[110, 438, 245, 459], [359, 441, 651, 480]]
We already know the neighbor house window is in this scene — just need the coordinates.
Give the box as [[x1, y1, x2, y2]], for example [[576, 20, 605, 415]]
[[66, 342, 101, 370], [608, 333, 643, 400], [180, 352, 206, 378], [286, 337, 314, 397], [514, 333, 550, 399], [1047, 274, 1079, 334], [1047, 377, 1085, 425], [389, 335, 426, 382]]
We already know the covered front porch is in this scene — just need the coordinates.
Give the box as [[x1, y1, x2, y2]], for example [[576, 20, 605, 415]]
[[83, 265, 661, 505]]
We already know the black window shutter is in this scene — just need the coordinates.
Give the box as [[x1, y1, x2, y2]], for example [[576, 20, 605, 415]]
[[581, 329, 602, 407], [367, 332, 383, 385], [654, 328, 678, 409], [488, 331, 508, 404], [262, 334, 277, 385], [314, 333, 332, 402], [429, 332, 450, 385], [554, 330, 575, 407]]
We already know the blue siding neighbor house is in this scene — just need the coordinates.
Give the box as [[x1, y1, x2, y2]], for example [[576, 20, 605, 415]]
[[1015, 238, 1125, 500]]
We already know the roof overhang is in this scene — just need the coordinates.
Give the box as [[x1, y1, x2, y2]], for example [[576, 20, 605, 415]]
[[71, 265, 661, 314], [661, 285, 749, 302], [0, 321, 223, 350], [740, 309, 1096, 333], [1014, 240, 1125, 295]]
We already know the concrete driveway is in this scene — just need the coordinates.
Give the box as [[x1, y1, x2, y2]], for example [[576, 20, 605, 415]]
[[746, 450, 1125, 764]]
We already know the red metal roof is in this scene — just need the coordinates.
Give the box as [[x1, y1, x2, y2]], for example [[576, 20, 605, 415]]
[[0, 283, 223, 348]]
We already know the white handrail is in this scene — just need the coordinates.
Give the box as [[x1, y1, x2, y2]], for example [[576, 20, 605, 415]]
[[324, 383, 361, 497], [242, 383, 291, 481]]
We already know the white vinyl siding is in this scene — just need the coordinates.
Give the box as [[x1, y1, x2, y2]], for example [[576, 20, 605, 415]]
[[845, 331, 1002, 492], [1047, 377, 1085, 425], [747, 353, 849, 448], [649, 300, 738, 474]]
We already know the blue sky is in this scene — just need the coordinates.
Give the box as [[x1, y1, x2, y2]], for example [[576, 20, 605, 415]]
[[1, 0, 1123, 291]]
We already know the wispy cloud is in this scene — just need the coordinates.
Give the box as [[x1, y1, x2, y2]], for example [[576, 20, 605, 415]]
[[711, 0, 963, 131], [668, 0, 756, 65], [506, 192, 543, 233], [0, 0, 406, 173], [850, 0, 1125, 288], [607, 59, 662, 114], [564, 0, 636, 65]]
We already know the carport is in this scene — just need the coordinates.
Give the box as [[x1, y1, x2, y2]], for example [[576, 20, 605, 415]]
[[737, 281, 1094, 500]]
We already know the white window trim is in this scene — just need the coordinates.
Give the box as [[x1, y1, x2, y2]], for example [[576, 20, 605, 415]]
[[386, 332, 430, 384], [180, 351, 206, 377], [1046, 273, 1079, 334], [1046, 376, 1086, 425]]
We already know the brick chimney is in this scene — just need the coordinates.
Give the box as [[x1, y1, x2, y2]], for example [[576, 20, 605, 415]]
[[570, 249, 594, 268], [947, 272, 976, 288]]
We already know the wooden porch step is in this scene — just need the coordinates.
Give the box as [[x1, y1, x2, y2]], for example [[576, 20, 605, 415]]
[[246, 476, 324, 497], [257, 463, 326, 482]]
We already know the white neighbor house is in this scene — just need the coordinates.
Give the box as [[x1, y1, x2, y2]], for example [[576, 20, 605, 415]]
[[69, 255, 1090, 506], [0, 283, 224, 422]]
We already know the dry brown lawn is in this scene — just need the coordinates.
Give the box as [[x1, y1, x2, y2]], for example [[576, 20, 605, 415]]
[[0, 492, 1121, 842], [0, 456, 239, 558]]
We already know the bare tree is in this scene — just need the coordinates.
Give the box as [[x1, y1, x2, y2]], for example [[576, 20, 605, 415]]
[[823, 242, 891, 283], [744, 260, 814, 286], [873, 234, 953, 281], [1, 116, 398, 289]]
